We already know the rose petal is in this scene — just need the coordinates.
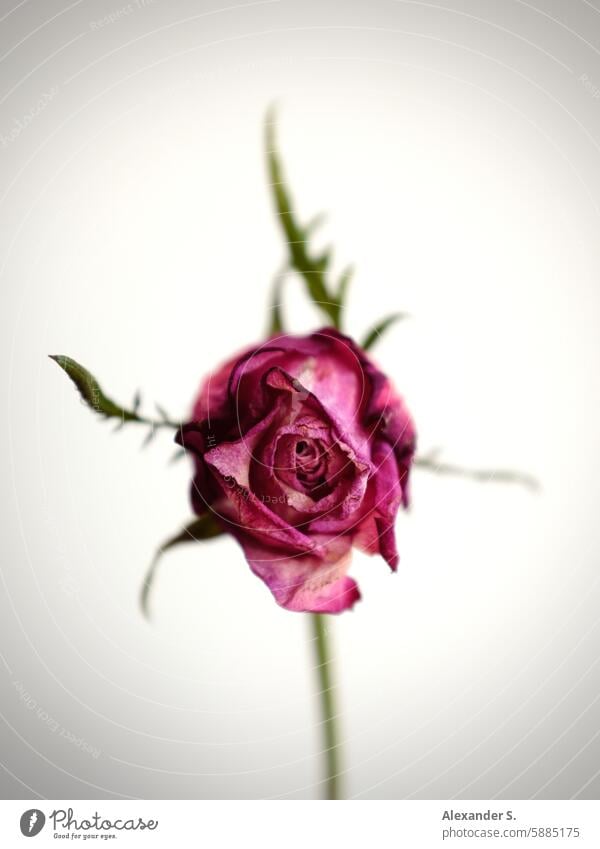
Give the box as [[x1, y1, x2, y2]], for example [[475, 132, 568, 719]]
[[354, 439, 403, 570], [203, 411, 320, 556], [239, 534, 360, 613], [316, 328, 416, 506]]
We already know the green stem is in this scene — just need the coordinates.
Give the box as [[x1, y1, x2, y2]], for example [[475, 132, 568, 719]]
[[310, 612, 341, 800]]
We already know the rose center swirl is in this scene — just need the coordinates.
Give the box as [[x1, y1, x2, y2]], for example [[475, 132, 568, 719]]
[[294, 437, 328, 489]]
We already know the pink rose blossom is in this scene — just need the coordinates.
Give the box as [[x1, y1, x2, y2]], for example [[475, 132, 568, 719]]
[[176, 328, 416, 613]]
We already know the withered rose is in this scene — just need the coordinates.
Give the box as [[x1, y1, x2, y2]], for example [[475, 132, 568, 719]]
[[176, 328, 416, 613]]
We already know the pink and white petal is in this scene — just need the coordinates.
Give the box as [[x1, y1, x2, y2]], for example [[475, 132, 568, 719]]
[[203, 417, 317, 555], [203, 406, 279, 487], [239, 534, 360, 613], [263, 366, 374, 473]]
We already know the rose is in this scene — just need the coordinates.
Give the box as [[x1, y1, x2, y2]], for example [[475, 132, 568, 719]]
[[176, 328, 416, 613]]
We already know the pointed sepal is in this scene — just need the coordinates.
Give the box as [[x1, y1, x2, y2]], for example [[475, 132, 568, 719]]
[[140, 513, 224, 619]]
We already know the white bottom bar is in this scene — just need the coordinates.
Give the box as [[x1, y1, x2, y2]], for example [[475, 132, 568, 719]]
[[0, 799, 598, 847]]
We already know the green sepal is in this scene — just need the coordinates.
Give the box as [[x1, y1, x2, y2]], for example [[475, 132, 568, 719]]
[[361, 313, 407, 352], [414, 450, 539, 491], [49, 354, 178, 434], [49, 355, 136, 421], [265, 107, 342, 329], [140, 513, 224, 618], [268, 266, 287, 335]]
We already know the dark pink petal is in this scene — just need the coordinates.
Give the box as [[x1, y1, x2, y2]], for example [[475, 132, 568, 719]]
[[191, 345, 253, 424], [354, 439, 403, 570], [175, 423, 222, 516]]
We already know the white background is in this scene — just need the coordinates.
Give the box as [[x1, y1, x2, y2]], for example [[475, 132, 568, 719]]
[[1, 0, 600, 800]]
